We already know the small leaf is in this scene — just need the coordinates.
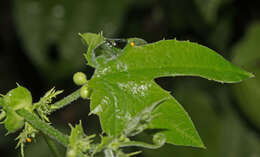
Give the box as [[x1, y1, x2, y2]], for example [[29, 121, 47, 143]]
[[3, 85, 32, 110], [69, 122, 85, 147], [2, 85, 32, 133], [67, 122, 85, 157], [34, 88, 63, 122], [4, 110, 24, 134], [79, 32, 105, 67]]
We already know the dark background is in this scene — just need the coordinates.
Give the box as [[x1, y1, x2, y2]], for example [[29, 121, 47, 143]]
[[1, 0, 260, 156]]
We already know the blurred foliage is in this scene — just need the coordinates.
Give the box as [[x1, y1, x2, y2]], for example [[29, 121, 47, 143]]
[[232, 22, 260, 129], [194, 0, 233, 24], [0, 0, 259, 156], [13, 0, 130, 81]]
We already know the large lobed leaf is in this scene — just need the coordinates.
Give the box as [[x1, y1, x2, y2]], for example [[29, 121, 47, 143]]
[[81, 33, 253, 148]]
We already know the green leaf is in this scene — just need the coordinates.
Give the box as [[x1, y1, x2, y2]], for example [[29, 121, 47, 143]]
[[149, 95, 205, 147], [82, 33, 252, 148], [3, 85, 32, 110], [89, 79, 204, 147], [4, 110, 24, 134], [94, 39, 253, 83], [2, 85, 33, 133], [67, 122, 85, 157], [79, 33, 105, 67], [67, 121, 95, 157], [34, 88, 63, 122]]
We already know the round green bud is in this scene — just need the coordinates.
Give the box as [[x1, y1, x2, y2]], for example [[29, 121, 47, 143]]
[[80, 84, 91, 99], [73, 72, 87, 86]]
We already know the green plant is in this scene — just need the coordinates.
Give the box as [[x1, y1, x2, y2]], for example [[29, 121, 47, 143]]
[[0, 32, 253, 157]]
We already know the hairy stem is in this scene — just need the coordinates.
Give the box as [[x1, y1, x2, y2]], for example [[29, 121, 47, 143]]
[[51, 89, 81, 112], [16, 109, 69, 146], [42, 133, 63, 157]]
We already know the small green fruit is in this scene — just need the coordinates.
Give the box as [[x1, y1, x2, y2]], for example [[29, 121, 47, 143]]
[[80, 84, 91, 99], [73, 72, 87, 86]]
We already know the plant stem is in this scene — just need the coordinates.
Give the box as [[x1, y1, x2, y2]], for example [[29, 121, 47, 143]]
[[16, 109, 69, 146], [0, 110, 6, 121], [51, 89, 81, 112], [104, 149, 115, 157], [42, 133, 63, 157], [119, 140, 163, 149]]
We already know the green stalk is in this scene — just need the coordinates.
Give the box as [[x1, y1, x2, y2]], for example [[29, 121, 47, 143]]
[[0, 110, 6, 122], [104, 149, 115, 157], [16, 109, 69, 146], [119, 141, 163, 149], [51, 89, 81, 112], [42, 133, 63, 157]]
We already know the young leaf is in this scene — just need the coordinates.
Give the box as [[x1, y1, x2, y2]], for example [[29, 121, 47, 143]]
[[67, 121, 93, 157], [79, 33, 105, 67], [1, 85, 32, 133], [33, 88, 63, 122]]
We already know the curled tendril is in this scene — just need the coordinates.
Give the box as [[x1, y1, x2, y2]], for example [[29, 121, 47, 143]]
[[115, 149, 142, 157], [119, 133, 166, 149]]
